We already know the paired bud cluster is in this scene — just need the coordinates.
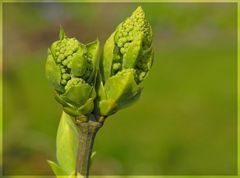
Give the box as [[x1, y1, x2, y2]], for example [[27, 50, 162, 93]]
[[46, 6, 153, 119], [46, 7, 154, 178]]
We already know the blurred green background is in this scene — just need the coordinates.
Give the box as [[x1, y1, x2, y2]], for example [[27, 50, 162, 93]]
[[2, 2, 237, 177]]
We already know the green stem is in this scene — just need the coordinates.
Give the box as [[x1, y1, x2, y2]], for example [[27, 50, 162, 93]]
[[75, 120, 102, 178]]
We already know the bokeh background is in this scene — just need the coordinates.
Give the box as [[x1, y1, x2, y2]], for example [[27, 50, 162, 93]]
[[2, 2, 237, 177]]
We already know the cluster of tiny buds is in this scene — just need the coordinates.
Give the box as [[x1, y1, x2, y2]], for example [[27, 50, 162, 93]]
[[112, 54, 121, 74], [112, 7, 152, 80], [114, 68, 135, 78], [53, 38, 79, 85], [65, 78, 85, 91], [113, 63, 146, 85], [132, 8, 152, 48], [135, 50, 152, 83], [119, 68, 147, 84], [54, 38, 79, 63], [115, 7, 151, 55]]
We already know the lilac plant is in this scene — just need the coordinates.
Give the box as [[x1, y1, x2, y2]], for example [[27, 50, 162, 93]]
[[45, 6, 153, 178]]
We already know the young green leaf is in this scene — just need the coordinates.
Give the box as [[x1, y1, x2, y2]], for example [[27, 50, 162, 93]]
[[102, 32, 116, 82], [56, 112, 79, 174]]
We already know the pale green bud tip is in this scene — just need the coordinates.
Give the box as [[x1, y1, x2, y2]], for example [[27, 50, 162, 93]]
[[115, 6, 152, 49], [106, 6, 153, 83]]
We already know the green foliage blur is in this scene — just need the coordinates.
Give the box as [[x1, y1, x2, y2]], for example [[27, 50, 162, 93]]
[[2, 2, 237, 177]]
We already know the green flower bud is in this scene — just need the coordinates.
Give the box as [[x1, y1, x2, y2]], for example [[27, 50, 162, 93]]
[[46, 27, 100, 118], [98, 6, 153, 117], [113, 63, 121, 71], [62, 73, 70, 80], [61, 79, 67, 85], [102, 6, 153, 83]]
